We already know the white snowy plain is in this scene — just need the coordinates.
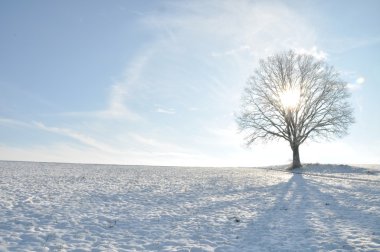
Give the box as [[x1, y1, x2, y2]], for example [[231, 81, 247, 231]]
[[0, 161, 379, 251]]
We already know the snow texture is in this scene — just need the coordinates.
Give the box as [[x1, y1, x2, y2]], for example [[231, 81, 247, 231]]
[[0, 161, 379, 251]]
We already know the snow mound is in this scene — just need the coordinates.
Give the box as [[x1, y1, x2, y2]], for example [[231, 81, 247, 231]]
[[298, 163, 380, 174]]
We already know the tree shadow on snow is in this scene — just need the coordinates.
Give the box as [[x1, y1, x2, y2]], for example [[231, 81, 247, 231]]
[[237, 173, 379, 251]]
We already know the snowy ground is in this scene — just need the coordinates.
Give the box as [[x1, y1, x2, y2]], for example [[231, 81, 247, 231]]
[[0, 161, 379, 251]]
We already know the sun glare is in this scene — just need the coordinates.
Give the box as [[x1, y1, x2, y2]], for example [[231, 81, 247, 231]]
[[279, 87, 300, 109]]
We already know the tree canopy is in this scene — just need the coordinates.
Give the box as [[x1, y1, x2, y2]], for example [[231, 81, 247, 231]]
[[237, 50, 354, 168]]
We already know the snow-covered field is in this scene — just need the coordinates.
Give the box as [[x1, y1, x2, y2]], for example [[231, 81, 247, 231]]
[[0, 161, 379, 251]]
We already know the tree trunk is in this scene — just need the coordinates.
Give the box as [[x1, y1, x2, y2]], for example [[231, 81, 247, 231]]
[[291, 145, 301, 169]]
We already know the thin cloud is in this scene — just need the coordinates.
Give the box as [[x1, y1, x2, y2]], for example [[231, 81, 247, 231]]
[[356, 77, 365, 85], [295, 46, 328, 60], [1, 117, 118, 153], [0, 117, 207, 165], [156, 107, 175, 115], [61, 49, 153, 121], [101, 50, 152, 119], [33, 121, 119, 154], [137, 0, 319, 116], [347, 76, 365, 91], [0, 117, 32, 128], [142, 0, 317, 59]]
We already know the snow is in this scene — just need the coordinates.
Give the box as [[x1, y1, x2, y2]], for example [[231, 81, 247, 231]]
[[0, 161, 379, 251]]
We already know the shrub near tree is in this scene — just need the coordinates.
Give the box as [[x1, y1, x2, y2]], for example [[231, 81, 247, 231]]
[[237, 50, 354, 169]]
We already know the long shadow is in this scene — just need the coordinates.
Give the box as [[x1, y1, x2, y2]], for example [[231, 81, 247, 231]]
[[302, 176, 380, 232], [305, 177, 380, 214], [301, 175, 380, 250], [236, 174, 316, 250], [238, 173, 379, 251]]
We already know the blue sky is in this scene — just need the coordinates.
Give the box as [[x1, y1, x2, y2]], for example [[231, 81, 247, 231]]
[[1, 0, 379, 166]]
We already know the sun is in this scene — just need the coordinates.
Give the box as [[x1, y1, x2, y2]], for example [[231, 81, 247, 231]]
[[279, 87, 300, 110]]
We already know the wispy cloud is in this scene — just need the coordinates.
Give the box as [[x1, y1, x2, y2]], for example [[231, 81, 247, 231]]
[[143, 0, 317, 59], [0, 117, 121, 154], [100, 50, 153, 120], [0, 143, 213, 166], [295, 46, 328, 60], [156, 108, 175, 114], [63, 0, 319, 124], [356, 77, 365, 85], [1, 116, 207, 165], [62, 49, 153, 121], [347, 76, 366, 91], [33, 121, 120, 153], [0, 117, 32, 128], [137, 0, 320, 119], [155, 104, 176, 115]]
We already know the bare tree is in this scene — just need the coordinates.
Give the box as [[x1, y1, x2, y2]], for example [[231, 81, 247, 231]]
[[237, 50, 354, 169]]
